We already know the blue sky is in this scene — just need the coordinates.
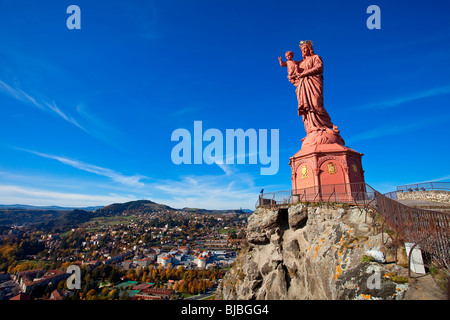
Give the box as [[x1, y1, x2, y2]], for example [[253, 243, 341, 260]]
[[0, 0, 449, 209]]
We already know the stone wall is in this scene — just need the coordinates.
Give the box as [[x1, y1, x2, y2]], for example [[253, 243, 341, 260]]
[[215, 203, 410, 300], [396, 190, 450, 203]]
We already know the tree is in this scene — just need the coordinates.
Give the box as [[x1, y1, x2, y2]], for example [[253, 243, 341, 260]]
[[82, 273, 97, 298], [141, 271, 148, 283], [197, 281, 205, 293], [176, 265, 185, 278], [92, 265, 103, 280], [108, 267, 122, 284], [101, 288, 109, 297], [109, 289, 119, 300], [126, 269, 135, 281], [86, 289, 98, 300], [37, 260, 46, 269], [57, 280, 65, 291], [71, 289, 81, 300], [119, 290, 129, 300], [136, 266, 143, 278], [160, 268, 167, 281], [178, 282, 187, 294], [61, 261, 72, 270]]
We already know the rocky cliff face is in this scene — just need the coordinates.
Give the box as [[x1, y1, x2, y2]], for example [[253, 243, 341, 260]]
[[216, 203, 411, 300]]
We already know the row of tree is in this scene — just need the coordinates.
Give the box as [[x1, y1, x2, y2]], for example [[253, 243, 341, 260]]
[[122, 263, 223, 295]]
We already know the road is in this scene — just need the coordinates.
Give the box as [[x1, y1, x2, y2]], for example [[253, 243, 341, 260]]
[[184, 289, 216, 300]]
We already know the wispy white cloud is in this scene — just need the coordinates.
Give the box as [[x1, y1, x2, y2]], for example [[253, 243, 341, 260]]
[[0, 159, 274, 209], [429, 175, 450, 182], [7, 144, 267, 209], [0, 165, 261, 209], [75, 103, 125, 147], [359, 84, 450, 110], [406, 175, 450, 185], [215, 162, 234, 176], [170, 106, 203, 117], [0, 79, 124, 147], [151, 173, 259, 210], [0, 79, 86, 131], [0, 79, 43, 110], [76, 104, 111, 132], [0, 184, 137, 207], [346, 117, 446, 144], [20, 149, 147, 188], [43, 100, 85, 130]]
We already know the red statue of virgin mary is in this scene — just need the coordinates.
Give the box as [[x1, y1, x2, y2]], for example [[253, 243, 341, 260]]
[[280, 40, 345, 147], [279, 40, 366, 196]]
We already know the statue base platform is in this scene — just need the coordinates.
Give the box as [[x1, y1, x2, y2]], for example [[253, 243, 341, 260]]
[[289, 142, 366, 202]]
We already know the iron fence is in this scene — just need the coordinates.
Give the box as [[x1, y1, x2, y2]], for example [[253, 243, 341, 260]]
[[397, 181, 450, 192], [256, 183, 376, 207], [374, 191, 450, 271], [256, 182, 450, 273]]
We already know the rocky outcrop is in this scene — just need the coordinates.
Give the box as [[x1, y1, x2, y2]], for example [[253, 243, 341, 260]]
[[216, 203, 411, 300], [397, 190, 450, 204]]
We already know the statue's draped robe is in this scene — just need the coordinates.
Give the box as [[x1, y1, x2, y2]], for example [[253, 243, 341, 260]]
[[296, 54, 333, 135]]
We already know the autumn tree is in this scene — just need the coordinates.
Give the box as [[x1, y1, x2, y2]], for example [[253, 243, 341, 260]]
[[86, 289, 98, 300], [141, 271, 148, 283], [109, 289, 119, 300]]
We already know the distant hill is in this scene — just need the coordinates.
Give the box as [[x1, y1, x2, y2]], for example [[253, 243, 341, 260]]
[[181, 207, 251, 215], [96, 200, 251, 216], [0, 208, 65, 226], [38, 209, 95, 232], [0, 199, 251, 230], [95, 200, 175, 215], [0, 204, 102, 211]]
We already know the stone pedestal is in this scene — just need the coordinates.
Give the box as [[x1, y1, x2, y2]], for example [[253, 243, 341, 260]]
[[289, 142, 365, 202]]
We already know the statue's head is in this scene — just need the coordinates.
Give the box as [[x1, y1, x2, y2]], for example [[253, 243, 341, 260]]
[[299, 40, 314, 56], [285, 51, 294, 60]]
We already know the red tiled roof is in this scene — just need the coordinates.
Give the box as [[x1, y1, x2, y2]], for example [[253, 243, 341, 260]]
[[17, 269, 45, 277], [132, 294, 162, 300], [132, 283, 152, 291], [10, 293, 31, 300], [140, 288, 174, 297], [44, 270, 65, 277]]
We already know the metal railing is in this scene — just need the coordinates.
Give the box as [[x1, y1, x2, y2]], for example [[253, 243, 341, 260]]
[[256, 183, 376, 207], [397, 181, 450, 192], [256, 182, 450, 273], [373, 190, 450, 271]]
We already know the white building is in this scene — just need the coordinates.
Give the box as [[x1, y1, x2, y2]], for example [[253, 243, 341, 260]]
[[197, 256, 207, 269]]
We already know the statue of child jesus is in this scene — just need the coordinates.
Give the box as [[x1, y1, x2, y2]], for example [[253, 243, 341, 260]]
[[278, 51, 302, 85]]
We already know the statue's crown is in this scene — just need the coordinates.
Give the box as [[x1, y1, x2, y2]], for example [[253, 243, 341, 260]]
[[299, 40, 313, 47]]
